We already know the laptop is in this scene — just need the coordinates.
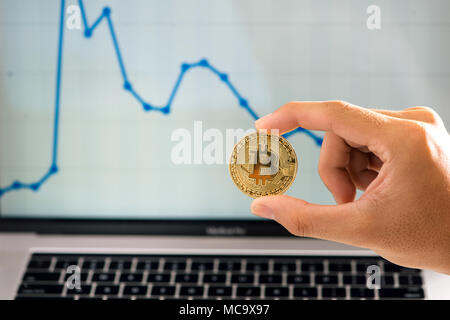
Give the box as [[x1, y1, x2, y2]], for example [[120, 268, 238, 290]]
[[1, 0, 449, 300]]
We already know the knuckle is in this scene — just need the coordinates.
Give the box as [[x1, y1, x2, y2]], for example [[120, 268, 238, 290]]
[[330, 100, 388, 132], [317, 157, 332, 188], [289, 208, 313, 238], [325, 100, 353, 130], [317, 135, 329, 175], [331, 100, 361, 115], [327, 100, 352, 115], [280, 101, 301, 120], [409, 120, 428, 138], [283, 101, 300, 112], [329, 100, 351, 108], [289, 218, 307, 237], [317, 160, 326, 180], [407, 106, 442, 125], [420, 106, 441, 124], [400, 120, 430, 150]]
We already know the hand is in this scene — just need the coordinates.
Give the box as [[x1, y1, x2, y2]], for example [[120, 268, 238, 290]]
[[251, 101, 450, 274]]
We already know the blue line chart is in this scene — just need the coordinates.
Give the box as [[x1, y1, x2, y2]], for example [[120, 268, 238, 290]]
[[0, 0, 323, 198]]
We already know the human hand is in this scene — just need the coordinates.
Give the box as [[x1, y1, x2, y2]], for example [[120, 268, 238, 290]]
[[251, 101, 450, 274]]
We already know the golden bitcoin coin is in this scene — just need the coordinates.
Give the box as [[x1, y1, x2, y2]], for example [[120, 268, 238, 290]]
[[229, 131, 298, 198]]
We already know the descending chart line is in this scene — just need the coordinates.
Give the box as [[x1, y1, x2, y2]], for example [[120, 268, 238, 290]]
[[0, 0, 323, 198]]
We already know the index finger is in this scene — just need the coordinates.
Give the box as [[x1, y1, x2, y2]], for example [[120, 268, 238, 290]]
[[255, 101, 397, 154]]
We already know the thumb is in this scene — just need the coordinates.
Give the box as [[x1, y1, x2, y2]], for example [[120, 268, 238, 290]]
[[251, 195, 372, 247]]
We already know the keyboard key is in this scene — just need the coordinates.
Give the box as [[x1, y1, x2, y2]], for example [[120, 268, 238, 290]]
[[399, 275, 423, 286], [218, 261, 241, 271], [95, 285, 119, 295], [180, 286, 204, 296], [147, 273, 170, 283], [350, 288, 375, 299], [381, 275, 395, 286], [164, 261, 186, 271], [191, 261, 214, 271], [246, 262, 269, 272], [136, 261, 159, 271], [383, 263, 420, 273], [92, 272, 115, 282], [152, 285, 175, 296], [398, 275, 411, 286], [66, 285, 92, 295], [203, 274, 226, 283], [23, 272, 60, 282], [322, 287, 346, 298], [329, 262, 351, 272], [30, 254, 54, 260], [64, 272, 88, 282], [27, 260, 51, 270], [82, 260, 105, 270], [236, 286, 260, 297], [343, 275, 366, 285], [315, 275, 338, 285], [208, 286, 232, 297], [293, 287, 318, 298], [259, 274, 282, 284], [55, 260, 78, 270], [123, 285, 148, 296], [265, 287, 289, 297], [120, 273, 143, 283], [379, 287, 424, 299], [18, 284, 63, 295], [274, 262, 296, 272], [356, 262, 379, 272], [301, 262, 323, 272], [21, 254, 425, 301], [287, 274, 311, 285], [175, 273, 198, 283], [231, 274, 254, 284], [109, 260, 132, 270]]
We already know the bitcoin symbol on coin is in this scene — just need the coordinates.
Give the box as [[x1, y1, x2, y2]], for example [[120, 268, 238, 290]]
[[229, 131, 298, 198]]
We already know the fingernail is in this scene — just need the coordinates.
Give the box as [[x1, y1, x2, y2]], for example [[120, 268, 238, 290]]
[[255, 113, 272, 128], [251, 203, 274, 220]]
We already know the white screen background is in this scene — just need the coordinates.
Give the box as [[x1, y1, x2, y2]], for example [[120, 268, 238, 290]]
[[1, 0, 449, 218]]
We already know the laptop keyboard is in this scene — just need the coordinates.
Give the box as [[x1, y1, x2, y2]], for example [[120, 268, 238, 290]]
[[16, 254, 425, 300]]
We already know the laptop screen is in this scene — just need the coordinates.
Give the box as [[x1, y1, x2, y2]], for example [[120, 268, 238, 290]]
[[1, 0, 449, 222]]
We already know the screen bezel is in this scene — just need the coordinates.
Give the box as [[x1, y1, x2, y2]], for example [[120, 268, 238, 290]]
[[0, 217, 292, 236]]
